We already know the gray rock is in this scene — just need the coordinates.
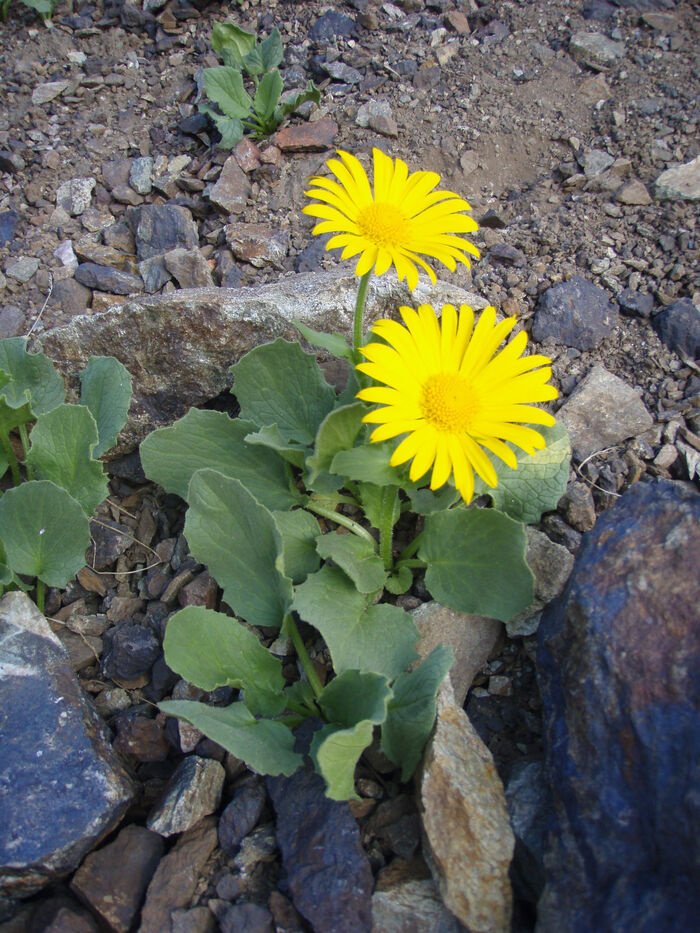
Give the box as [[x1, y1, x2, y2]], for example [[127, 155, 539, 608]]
[[651, 297, 700, 358], [533, 277, 618, 350], [219, 902, 274, 933], [355, 99, 398, 137], [129, 157, 154, 195], [618, 288, 654, 318], [558, 482, 597, 532], [6, 257, 40, 283], [125, 204, 199, 261], [537, 480, 700, 933], [654, 155, 700, 201], [0, 592, 134, 898], [138, 256, 172, 294], [163, 248, 215, 288], [36, 271, 485, 456], [209, 156, 251, 215], [0, 151, 26, 174], [224, 223, 289, 269], [171, 907, 217, 933], [147, 756, 225, 837], [32, 80, 71, 105], [420, 681, 514, 933], [557, 365, 654, 461], [323, 61, 363, 85], [55, 178, 96, 217], [411, 601, 501, 707], [616, 180, 652, 205], [581, 149, 615, 178], [506, 528, 574, 638], [0, 305, 24, 338], [74, 262, 143, 296], [218, 777, 266, 856], [505, 759, 551, 905], [569, 31, 625, 70], [0, 209, 18, 247], [101, 623, 161, 681], [371, 864, 461, 933]]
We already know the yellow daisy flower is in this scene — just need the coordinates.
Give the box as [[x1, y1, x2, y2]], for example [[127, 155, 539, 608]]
[[356, 304, 558, 504], [303, 148, 480, 290]]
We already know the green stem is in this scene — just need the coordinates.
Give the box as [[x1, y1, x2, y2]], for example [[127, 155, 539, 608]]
[[36, 580, 45, 615], [353, 271, 372, 364], [285, 613, 323, 700], [398, 531, 424, 564], [306, 500, 376, 546], [18, 423, 33, 480], [378, 486, 398, 571], [394, 558, 427, 570], [0, 432, 21, 487]]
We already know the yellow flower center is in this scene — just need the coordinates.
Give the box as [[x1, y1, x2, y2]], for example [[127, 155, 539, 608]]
[[357, 202, 407, 248], [421, 373, 480, 433]]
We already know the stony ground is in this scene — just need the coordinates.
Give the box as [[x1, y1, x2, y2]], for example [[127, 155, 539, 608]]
[[0, 0, 698, 930]]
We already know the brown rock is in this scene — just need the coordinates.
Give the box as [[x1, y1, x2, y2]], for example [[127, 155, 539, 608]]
[[579, 73, 611, 104], [234, 137, 262, 173], [179, 571, 218, 609], [372, 859, 461, 933], [138, 817, 219, 932], [224, 223, 290, 269], [275, 117, 338, 152], [113, 716, 170, 762], [443, 9, 470, 34], [209, 155, 251, 214], [53, 628, 102, 672], [616, 180, 652, 205], [420, 683, 514, 933], [411, 601, 501, 707], [71, 825, 164, 933], [163, 248, 215, 288], [43, 907, 99, 933]]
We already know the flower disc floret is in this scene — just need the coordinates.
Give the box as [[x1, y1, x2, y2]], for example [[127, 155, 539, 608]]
[[356, 304, 559, 504], [303, 148, 480, 290]]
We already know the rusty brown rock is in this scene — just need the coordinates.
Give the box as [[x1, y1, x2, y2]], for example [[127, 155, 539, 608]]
[[209, 154, 251, 214], [275, 117, 338, 151]]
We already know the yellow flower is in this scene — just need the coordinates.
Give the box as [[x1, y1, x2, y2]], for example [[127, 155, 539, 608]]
[[303, 148, 480, 290], [356, 304, 558, 504]]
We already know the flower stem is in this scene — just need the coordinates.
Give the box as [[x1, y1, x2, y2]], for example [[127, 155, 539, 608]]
[[398, 531, 424, 563], [379, 486, 398, 571], [285, 613, 323, 700], [0, 432, 21, 487], [36, 580, 45, 615], [305, 500, 376, 546], [18, 423, 34, 480], [353, 272, 372, 363]]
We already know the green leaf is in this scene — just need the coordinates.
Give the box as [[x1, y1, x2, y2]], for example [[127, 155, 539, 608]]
[[356, 482, 401, 532], [315, 531, 385, 594], [292, 565, 419, 679], [25, 404, 107, 516], [203, 66, 253, 119], [310, 721, 374, 801], [159, 699, 302, 776], [331, 442, 403, 487], [186, 470, 293, 628], [419, 508, 534, 622], [407, 483, 460, 515], [384, 565, 413, 596], [381, 645, 453, 781], [140, 408, 299, 511], [231, 339, 336, 447], [253, 70, 284, 125], [244, 423, 307, 469], [211, 112, 245, 149], [473, 422, 572, 524], [0, 338, 64, 432], [275, 81, 322, 123], [242, 45, 265, 77], [0, 480, 90, 588], [305, 402, 366, 484], [163, 606, 286, 717], [0, 539, 14, 588], [20, 0, 56, 18], [260, 28, 284, 71], [211, 22, 256, 63], [79, 356, 132, 458], [273, 509, 321, 584], [294, 321, 355, 363], [318, 669, 392, 728], [0, 445, 8, 481], [284, 680, 318, 716]]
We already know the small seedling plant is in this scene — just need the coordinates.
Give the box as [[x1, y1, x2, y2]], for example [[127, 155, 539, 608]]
[[200, 21, 321, 148], [0, 339, 132, 612], [0, 0, 59, 24]]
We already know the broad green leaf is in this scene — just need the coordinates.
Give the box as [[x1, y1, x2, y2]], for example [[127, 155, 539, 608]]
[[242, 45, 265, 77], [203, 66, 253, 119], [292, 565, 419, 679], [79, 356, 132, 458], [419, 508, 534, 622], [20, 0, 56, 17], [306, 403, 366, 484], [254, 70, 283, 123], [163, 606, 285, 717], [140, 408, 299, 511], [331, 442, 403, 487], [244, 424, 307, 469], [315, 531, 385, 594], [160, 699, 302, 776], [26, 404, 107, 516], [260, 28, 284, 70], [213, 113, 245, 149], [381, 645, 453, 781], [318, 669, 392, 728], [311, 721, 374, 801], [356, 482, 401, 532], [211, 22, 256, 63], [273, 509, 321, 584], [294, 321, 354, 363], [473, 422, 572, 524], [0, 539, 13, 587], [186, 470, 293, 628], [284, 680, 318, 716], [0, 445, 8, 481], [0, 480, 90, 588], [0, 338, 64, 431], [275, 81, 322, 123], [407, 483, 460, 515], [384, 565, 413, 596], [231, 339, 336, 447]]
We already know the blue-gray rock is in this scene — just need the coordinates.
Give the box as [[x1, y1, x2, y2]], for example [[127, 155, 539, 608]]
[[618, 287, 654, 318], [536, 480, 700, 933], [219, 902, 274, 933], [488, 243, 526, 267], [309, 11, 357, 42], [651, 297, 700, 359], [0, 592, 134, 898], [0, 209, 18, 247], [532, 277, 618, 350], [0, 151, 26, 174], [125, 204, 199, 261], [100, 622, 161, 681], [146, 756, 225, 837], [505, 759, 551, 904], [218, 776, 266, 856], [267, 767, 373, 932], [74, 262, 143, 296], [138, 256, 172, 294]]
